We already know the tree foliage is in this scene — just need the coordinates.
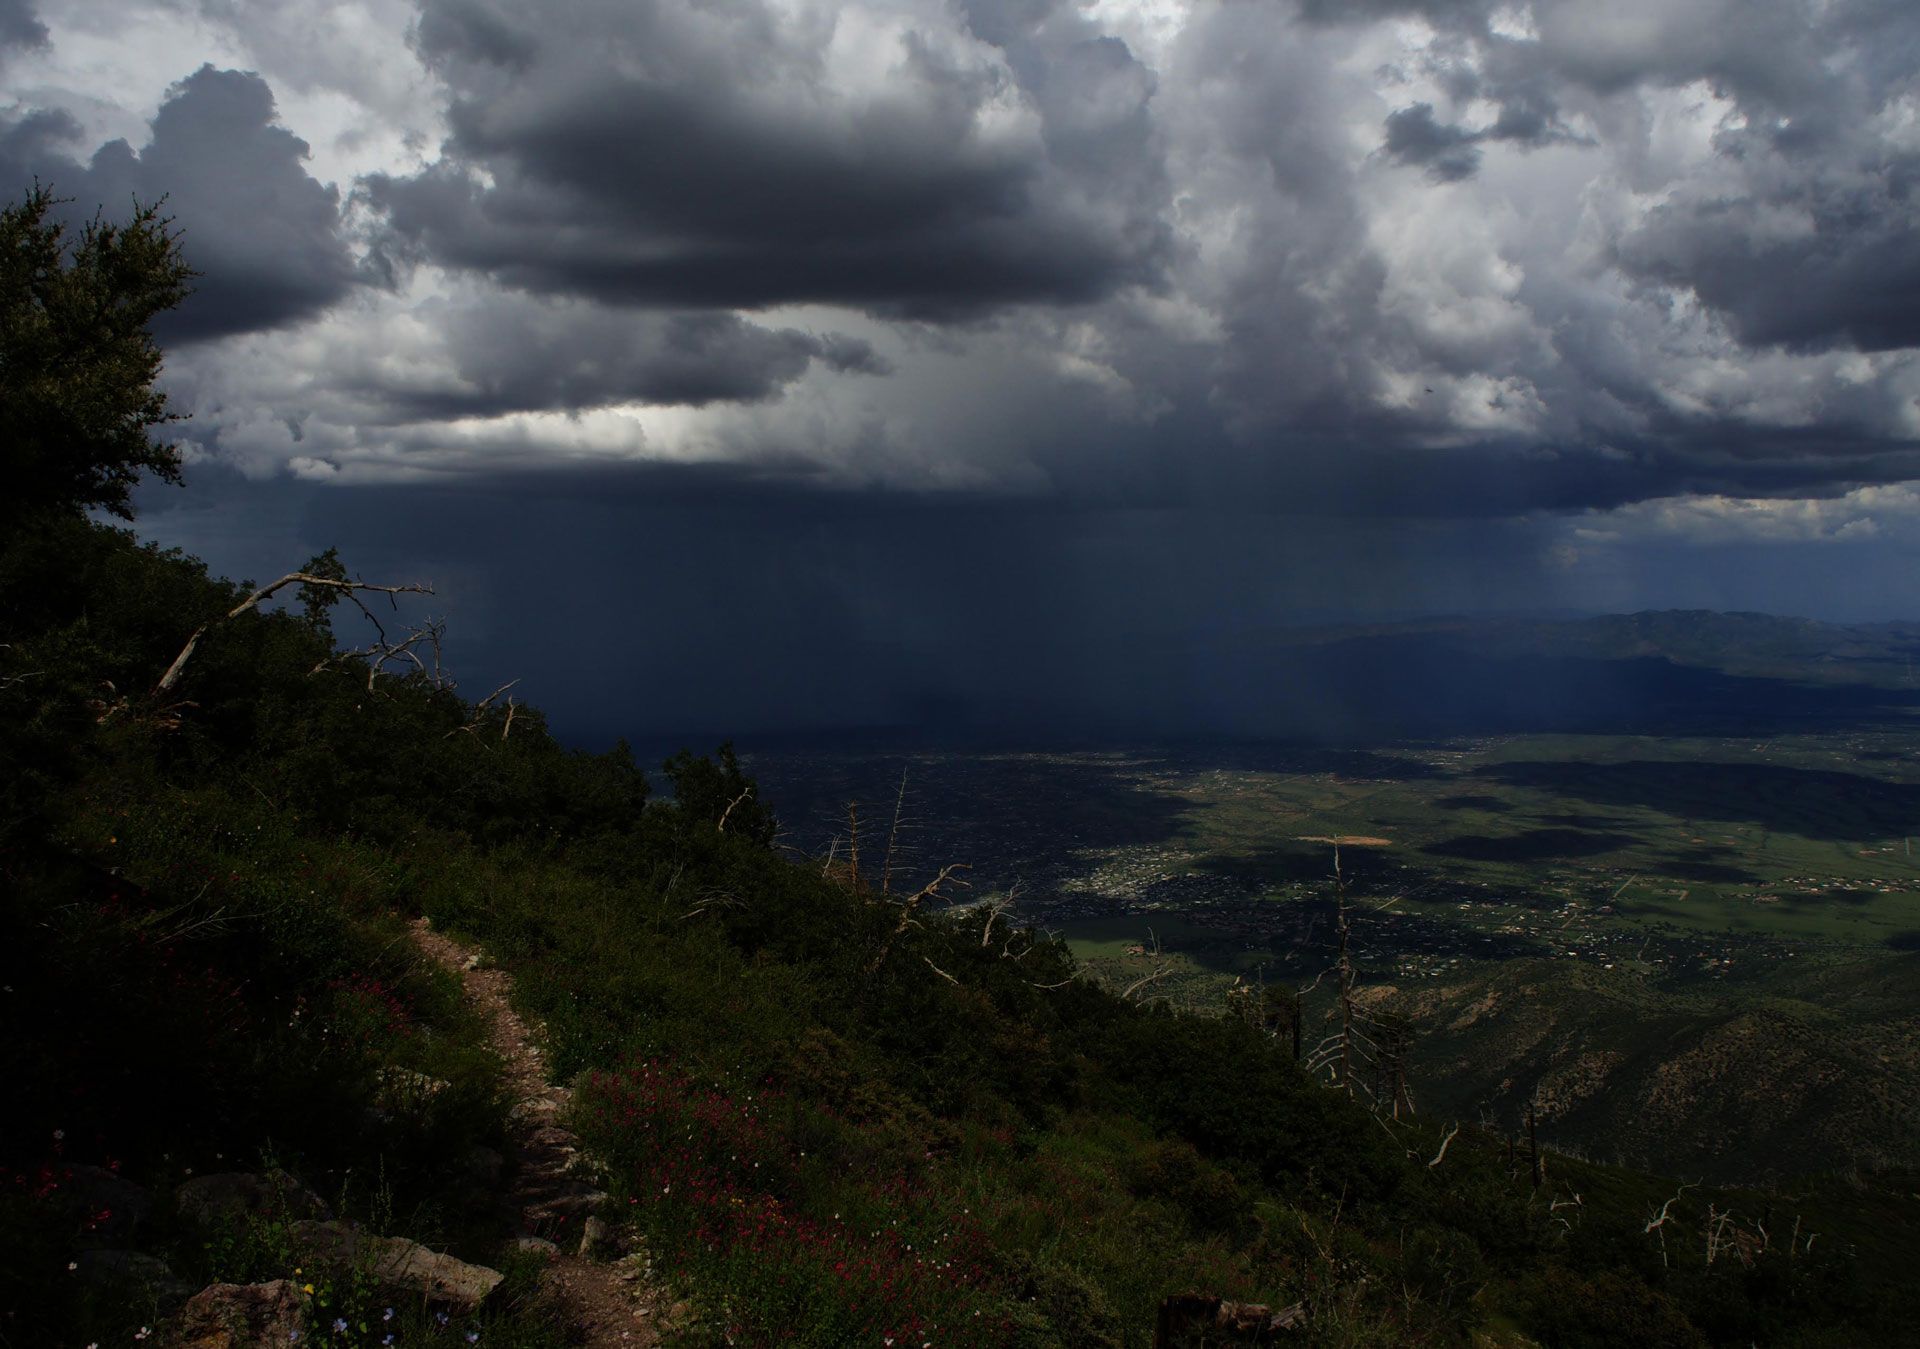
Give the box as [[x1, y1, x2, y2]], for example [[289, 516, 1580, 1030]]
[[0, 185, 194, 539]]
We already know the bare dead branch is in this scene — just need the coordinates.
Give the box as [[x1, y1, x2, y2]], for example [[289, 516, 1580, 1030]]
[[845, 801, 862, 891], [864, 862, 973, 974], [882, 767, 910, 894], [1549, 1191, 1584, 1231], [314, 618, 458, 694], [924, 957, 962, 985], [1120, 965, 1171, 1000], [1644, 1184, 1693, 1270], [473, 679, 520, 710], [980, 884, 1020, 948], [716, 785, 755, 833], [0, 646, 43, 691], [1426, 1124, 1460, 1169], [157, 570, 433, 696]]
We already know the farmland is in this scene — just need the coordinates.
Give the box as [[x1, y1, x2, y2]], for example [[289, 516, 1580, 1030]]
[[746, 722, 1920, 1181]]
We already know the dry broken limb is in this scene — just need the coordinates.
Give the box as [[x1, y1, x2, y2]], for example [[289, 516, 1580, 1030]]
[[881, 767, 912, 893], [0, 644, 41, 691], [715, 785, 756, 833], [1644, 1183, 1694, 1270], [1549, 1190, 1584, 1232], [155, 569, 433, 696], [316, 616, 469, 696], [866, 861, 971, 973], [979, 883, 1020, 948], [1120, 929, 1174, 1001], [445, 680, 525, 742]]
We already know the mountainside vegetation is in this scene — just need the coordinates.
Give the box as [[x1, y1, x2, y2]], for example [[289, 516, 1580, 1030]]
[[6, 187, 1920, 1349]]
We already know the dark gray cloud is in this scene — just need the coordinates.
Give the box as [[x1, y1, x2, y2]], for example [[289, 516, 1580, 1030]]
[[1382, 102, 1482, 180], [0, 0, 45, 50], [363, 0, 1169, 313], [349, 297, 887, 419], [1616, 141, 1920, 352], [19, 0, 1920, 537], [0, 65, 355, 341]]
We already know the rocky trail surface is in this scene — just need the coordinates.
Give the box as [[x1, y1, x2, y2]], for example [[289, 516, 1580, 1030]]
[[410, 918, 672, 1347]]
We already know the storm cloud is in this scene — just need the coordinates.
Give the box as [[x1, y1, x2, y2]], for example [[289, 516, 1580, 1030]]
[[0, 0, 45, 51], [10, 0, 1920, 726], [365, 0, 1170, 313], [1, 65, 356, 341]]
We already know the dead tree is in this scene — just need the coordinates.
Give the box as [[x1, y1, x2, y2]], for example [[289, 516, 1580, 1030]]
[[978, 883, 1020, 949], [1304, 846, 1374, 1097], [156, 567, 432, 697], [444, 679, 522, 742], [1548, 1190, 1584, 1232], [312, 616, 459, 693], [1644, 1184, 1693, 1270], [844, 801, 863, 891], [881, 767, 911, 894], [1120, 928, 1175, 1002], [1371, 1013, 1416, 1119], [865, 862, 971, 973]]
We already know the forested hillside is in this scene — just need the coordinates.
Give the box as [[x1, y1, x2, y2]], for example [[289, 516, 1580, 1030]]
[[6, 188, 1920, 1349]]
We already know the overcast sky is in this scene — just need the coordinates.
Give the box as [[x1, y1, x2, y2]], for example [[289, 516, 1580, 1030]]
[[9, 0, 1920, 739]]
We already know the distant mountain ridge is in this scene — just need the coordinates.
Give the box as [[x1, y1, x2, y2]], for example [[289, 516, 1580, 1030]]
[[1168, 611, 1920, 741]]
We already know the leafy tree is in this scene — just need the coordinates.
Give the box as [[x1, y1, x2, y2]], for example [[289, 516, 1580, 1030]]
[[0, 185, 194, 540], [663, 741, 776, 845]]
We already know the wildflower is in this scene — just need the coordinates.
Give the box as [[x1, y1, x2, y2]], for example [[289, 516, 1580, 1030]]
[[333, 1319, 348, 1333], [467, 1334, 480, 1344], [134, 1329, 149, 1342], [67, 1261, 76, 1271], [384, 1308, 394, 1321], [304, 1284, 316, 1295], [52, 1130, 64, 1141]]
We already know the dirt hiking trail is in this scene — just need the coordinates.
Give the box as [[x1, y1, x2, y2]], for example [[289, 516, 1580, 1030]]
[[411, 918, 678, 1347]]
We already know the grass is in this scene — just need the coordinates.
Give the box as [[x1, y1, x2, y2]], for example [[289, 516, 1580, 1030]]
[[0, 779, 563, 1348]]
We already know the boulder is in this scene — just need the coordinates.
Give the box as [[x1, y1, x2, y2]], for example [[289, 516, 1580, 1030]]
[[291, 1220, 503, 1310], [65, 1164, 154, 1246], [176, 1172, 331, 1227], [1154, 1295, 1307, 1346], [164, 1280, 304, 1349]]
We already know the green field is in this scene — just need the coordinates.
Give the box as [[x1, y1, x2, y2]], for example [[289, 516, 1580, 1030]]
[[911, 729, 1920, 1182]]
